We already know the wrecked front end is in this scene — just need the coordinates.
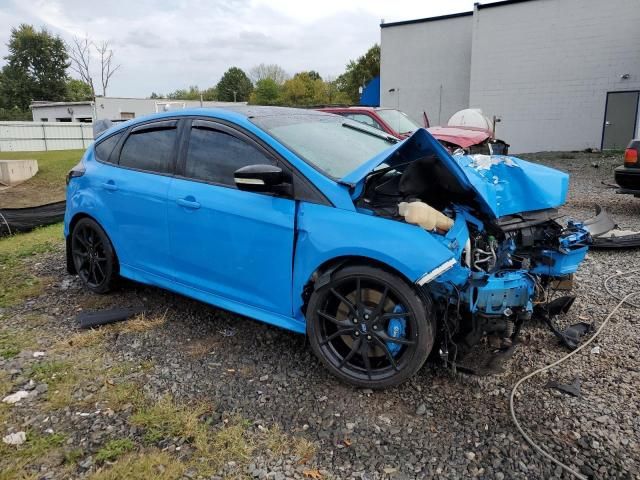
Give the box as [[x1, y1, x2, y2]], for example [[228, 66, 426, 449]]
[[349, 130, 590, 365]]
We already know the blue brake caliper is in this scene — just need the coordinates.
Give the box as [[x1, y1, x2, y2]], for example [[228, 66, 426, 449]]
[[386, 304, 407, 356]]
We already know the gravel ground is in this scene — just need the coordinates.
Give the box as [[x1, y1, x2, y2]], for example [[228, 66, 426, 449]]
[[1, 151, 638, 479]]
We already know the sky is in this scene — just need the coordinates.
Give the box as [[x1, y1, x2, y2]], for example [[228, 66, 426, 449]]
[[0, 0, 502, 97]]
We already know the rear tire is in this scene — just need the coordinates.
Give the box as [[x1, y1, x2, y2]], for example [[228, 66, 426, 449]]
[[71, 218, 118, 294], [307, 265, 434, 389]]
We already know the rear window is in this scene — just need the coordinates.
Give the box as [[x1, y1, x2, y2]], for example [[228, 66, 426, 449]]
[[119, 126, 177, 174], [251, 114, 395, 178]]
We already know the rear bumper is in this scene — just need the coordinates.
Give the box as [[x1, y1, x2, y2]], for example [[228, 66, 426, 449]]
[[614, 166, 640, 193]]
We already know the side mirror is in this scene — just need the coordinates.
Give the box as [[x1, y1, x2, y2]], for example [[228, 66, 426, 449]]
[[234, 164, 291, 193]]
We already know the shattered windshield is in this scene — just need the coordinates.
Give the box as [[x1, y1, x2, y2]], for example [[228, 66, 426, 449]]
[[251, 113, 396, 178], [377, 109, 421, 135]]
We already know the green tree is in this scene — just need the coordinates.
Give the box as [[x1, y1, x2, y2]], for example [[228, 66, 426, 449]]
[[216, 67, 253, 102], [280, 72, 328, 106], [306, 70, 322, 81], [0, 24, 70, 110], [201, 86, 217, 101], [165, 85, 217, 101], [336, 44, 380, 104], [167, 85, 200, 100], [65, 78, 93, 101], [250, 78, 280, 105]]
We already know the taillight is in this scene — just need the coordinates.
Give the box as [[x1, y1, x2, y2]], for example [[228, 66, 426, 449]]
[[624, 148, 638, 167], [66, 161, 85, 185]]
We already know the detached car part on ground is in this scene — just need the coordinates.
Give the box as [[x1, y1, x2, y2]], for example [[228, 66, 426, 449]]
[[64, 107, 589, 388]]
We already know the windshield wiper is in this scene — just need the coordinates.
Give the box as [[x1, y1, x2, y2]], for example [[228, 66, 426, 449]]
[[342, 122, 398, 144]]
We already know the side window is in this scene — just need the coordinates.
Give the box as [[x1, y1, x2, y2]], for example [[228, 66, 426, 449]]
[[184, 126, 275, 187], [119, 125, 177, 174], [347, 113, 384, 131], [94, 131, 124, 163]]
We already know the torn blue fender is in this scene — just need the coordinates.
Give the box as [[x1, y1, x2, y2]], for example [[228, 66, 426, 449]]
[[342, 129, 569, 218]]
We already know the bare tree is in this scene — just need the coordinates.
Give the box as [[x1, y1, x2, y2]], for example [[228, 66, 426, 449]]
[[68, 36, 95, 97], [95, 41, 120, 97], [67, 36, 121, 97], [249, 63, 289, 85]]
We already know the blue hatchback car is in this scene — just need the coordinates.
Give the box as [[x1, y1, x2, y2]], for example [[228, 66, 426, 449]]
[[65, 106, 589, 388]]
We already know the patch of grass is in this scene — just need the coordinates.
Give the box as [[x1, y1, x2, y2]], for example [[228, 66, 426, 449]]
[[0, 223, 62, 307], [130, 395, 314, 475], [29, 356, 102, 410], [103, 381, 146, 411], [88, 450, 187, 480], [0, 431, 66, 479], [263, 425, 289, 456], [0, 330, 35, 359], [64, 448, 84, 465], [118, 311, 168, 334], [259, 425, 316, 463], [0, 149, 84, 208], [0, 370, 12, 398], [55, 328, 111, 351], [131, 395, 211, 444], [292, 437, 317, 464], [95, 438, 136, 463]]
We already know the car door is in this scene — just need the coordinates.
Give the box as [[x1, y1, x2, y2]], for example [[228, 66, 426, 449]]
[[95, 119, 178, 279], [167, 119, 296, 316]]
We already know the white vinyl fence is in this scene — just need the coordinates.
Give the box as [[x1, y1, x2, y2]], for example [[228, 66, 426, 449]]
[[0, 121, 93, 152]]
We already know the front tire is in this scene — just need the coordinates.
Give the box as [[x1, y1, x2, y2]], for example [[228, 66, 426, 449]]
[[71, 217, 118, 294], [307, 265, 434, 389]]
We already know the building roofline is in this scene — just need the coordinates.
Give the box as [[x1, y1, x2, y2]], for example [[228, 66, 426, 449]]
[[380, 11, 472, 29], [29, 100, 94, 109], [380, 0, 540, 28], [476, 0, 539, 9]]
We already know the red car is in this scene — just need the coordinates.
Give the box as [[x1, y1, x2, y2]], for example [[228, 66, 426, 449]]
[[318, 106, 508, 155]]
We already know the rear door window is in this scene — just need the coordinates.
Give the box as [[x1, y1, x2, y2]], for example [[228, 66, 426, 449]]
[[119, 122, 177, 174], [184, 123, 275, 187], [94, 131, 124, 163]]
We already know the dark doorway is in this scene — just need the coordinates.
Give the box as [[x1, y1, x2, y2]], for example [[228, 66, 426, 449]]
[[602, 91, 639, 150]]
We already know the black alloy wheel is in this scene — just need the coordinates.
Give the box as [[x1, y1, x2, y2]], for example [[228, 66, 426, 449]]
[[71, 218, 117, 293], [307, 265, 434, 389]]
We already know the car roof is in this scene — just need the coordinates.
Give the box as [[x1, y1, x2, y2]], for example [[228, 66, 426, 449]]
[[319, 106, 394, 112], [96, 106, 331, 141]]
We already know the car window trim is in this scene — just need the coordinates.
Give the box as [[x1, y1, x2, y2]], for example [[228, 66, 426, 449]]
[[131, 119, 178, 134], [177, 117, 332, 206]]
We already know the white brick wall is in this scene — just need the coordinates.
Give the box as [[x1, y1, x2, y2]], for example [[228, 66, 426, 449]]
[[469, 0, 640, 152], [381, 0, 640, 153], [380, 14, 473, 126]]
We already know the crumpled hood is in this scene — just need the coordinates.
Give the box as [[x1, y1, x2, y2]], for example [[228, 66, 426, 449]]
[[342, 129, 569, 218], [453, 153, 568, 217]]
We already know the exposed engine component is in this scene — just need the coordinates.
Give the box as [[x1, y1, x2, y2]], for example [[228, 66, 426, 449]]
[[354, 134, 591, 368]]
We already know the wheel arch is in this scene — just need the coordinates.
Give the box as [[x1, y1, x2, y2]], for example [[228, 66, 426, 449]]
[[66, 212, 120, 275], [299, 255, 430, 316]]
